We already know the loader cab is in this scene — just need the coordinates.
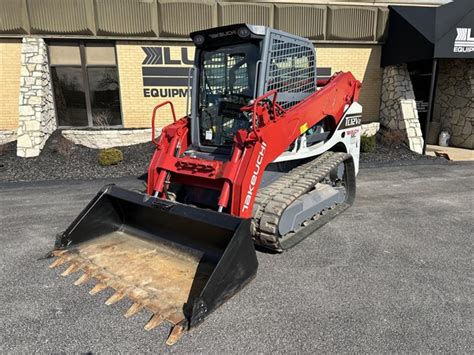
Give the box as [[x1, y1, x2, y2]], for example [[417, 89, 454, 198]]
[[189, 24, 317, 156], [190, 24, 265, 154]]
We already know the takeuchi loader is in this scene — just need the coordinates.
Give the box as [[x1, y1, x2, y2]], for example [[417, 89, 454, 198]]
[[49, 24, 362, 345]]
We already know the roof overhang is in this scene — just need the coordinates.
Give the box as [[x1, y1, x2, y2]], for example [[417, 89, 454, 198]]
[[382, 0, 474, 66]]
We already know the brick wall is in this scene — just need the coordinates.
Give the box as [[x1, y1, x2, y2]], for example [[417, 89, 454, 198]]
[[116, 41, 195, 128], [100, 41, 382, 128], [317, 44, 382, 123], [0, 39, 22, 130]]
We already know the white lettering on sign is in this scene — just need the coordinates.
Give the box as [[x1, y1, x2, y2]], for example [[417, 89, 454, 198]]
[[454, 28, 474, 53]]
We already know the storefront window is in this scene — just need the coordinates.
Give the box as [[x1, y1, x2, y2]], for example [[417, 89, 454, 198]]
[[88, 67, 121, 126], [51, 66, 88, 126], [49, 42, 122, 127]]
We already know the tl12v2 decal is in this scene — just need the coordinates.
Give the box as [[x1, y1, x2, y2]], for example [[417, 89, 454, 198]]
[[142, 46, 194, 98]]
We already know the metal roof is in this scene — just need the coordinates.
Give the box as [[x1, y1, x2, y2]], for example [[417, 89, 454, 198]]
[[0, 0, 443, 43]]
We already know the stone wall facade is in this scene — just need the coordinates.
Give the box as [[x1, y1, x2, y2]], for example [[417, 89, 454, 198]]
[[0, 130, 17, 145], [380, 64, 424, 154], [361, 122, 380, 137], [62, 129, 156, 149], [432, 59, 473, 149], [16, 38, 56, 158]]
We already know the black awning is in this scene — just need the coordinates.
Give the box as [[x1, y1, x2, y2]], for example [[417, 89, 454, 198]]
[[434, 0, 474, 58], [382, 0, 474, 66], [382, 6, 436, 66]]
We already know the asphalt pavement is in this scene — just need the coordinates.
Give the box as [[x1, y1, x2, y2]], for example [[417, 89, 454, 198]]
[[0, 162, 472, 353]]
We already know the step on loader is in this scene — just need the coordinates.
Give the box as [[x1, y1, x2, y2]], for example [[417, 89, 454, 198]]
[[49, 24, 362, 345]]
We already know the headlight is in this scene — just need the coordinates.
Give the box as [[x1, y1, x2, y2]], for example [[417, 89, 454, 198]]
[[237, 26, 251, 38], [193, 34, 205, 45]]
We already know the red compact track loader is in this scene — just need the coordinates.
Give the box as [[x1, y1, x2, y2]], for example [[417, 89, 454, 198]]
[[49, 24, 362, 345]]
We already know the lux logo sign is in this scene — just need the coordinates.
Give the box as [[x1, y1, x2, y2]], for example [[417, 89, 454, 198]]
[[142, 46, 195, 98], [142, 47, 194, 65], [454, 28, 474, 53]]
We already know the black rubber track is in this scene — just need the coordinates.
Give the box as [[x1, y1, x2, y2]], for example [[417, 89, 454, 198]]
[[252, 151, 356, 252]]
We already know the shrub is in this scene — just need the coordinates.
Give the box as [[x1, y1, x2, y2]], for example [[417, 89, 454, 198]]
[[360, 134, 376, 153], [98, 148, 123, 166]]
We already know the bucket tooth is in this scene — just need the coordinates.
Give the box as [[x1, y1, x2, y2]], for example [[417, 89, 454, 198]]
[[52, 249, 68, 257], [167, 312, 185, 325], [144, 313, 164, 331], [166, 321, 187, 346], [73, 273, 91, 286], [105, 291, 125, 305], [89, 282, 108, 295], [124, 302, 143, 318], [61, 263, 79, 276], [49, 257, 66, 269]]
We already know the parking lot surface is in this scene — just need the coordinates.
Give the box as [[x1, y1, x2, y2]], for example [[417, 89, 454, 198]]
[[0, 162, 472, 353]]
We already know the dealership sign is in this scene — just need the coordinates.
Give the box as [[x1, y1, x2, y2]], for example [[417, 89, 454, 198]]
[[142, 46, 194, 98], [454, 28, 474, 53]]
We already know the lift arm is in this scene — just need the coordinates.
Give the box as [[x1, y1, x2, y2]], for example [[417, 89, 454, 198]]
[[147, 71, 361, 218]]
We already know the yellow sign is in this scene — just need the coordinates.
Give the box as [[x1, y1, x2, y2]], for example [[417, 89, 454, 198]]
[[299, 122, 309, 134]]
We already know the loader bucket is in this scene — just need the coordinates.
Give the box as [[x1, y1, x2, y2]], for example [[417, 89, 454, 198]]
[[49, 184, 258, 345]]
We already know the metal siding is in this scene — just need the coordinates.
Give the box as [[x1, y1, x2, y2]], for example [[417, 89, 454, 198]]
[[0, 0, 388, 43], [327, 6, 377, 41], [95, 0, 157, 36], [27, 0, 93, 34], [376, 7, 389, 42], [158, 1, 216, 37], [218, 3, 273, 27], [0, 0, 28, 34], [275, 4, 326, 40]]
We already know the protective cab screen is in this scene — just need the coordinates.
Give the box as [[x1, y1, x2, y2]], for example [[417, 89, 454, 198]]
[[198, 42, 260, 147]]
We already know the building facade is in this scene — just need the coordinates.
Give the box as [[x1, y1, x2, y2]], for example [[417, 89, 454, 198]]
[[381, 0, 473, 151], [0, 0, 451, 156]]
